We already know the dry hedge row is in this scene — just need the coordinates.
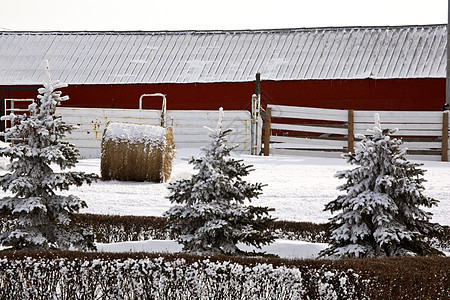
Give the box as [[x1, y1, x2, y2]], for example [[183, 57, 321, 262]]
[[0, 251, 366, 299], [3, 214, 448, 250], [72, 214, 450, 250], [1, 214, 448, 252], [0, 251, 448, 300], [74, 214, 175, 242], [71, 214, 328, 243]]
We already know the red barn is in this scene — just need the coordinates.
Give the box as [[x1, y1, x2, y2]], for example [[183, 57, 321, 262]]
[[0, 24, 446, 120]]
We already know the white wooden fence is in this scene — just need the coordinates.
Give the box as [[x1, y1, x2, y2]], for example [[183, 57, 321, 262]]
[[5, 103, 447, 161], [56, 107, 251, 158], [264, 105, 449, 161]]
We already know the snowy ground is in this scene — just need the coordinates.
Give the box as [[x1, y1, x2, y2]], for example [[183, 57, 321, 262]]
[[38, 148, 450, 226], [1, 148, 449, 257], [97, 239, 329, 259]]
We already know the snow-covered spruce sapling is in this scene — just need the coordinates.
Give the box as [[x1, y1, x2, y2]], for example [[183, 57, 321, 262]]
[[320, 114, 443, 258], [0, 69, 98, 250], [164, 108, 275, 255]]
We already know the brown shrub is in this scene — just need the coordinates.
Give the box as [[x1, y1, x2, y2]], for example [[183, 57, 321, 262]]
[[0, 250, 448, 299]]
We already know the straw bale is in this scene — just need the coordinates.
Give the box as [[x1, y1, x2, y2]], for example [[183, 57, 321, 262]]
[[101, 122, 176, 182]]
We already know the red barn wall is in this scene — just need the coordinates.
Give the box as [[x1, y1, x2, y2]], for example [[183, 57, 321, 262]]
[[1, 78, 445, 112]]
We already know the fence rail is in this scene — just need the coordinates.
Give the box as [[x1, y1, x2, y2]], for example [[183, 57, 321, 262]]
[[55, 107, 251, 158], [264, 104, 449, 161]]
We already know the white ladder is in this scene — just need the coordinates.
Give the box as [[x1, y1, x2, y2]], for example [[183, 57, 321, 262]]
[[2, 98, 35, 142]]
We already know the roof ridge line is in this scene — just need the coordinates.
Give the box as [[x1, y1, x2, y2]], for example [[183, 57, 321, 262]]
[[0, 24, 446, 35]]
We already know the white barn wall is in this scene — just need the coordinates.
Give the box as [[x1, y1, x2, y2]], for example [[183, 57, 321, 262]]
[[56, 107, 251, 158]]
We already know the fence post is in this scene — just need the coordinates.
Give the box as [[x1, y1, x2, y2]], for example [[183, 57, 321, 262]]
[[348, 109, 354, 154], [442, 111, 449, 162], [251, 94, 261, 155], [264, 107, 271, 156]]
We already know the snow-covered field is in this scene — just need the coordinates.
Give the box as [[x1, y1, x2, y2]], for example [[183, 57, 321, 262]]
[[46, 148, 450, 226], [97, 239, 329, 259], [1, 148, 449, 257]]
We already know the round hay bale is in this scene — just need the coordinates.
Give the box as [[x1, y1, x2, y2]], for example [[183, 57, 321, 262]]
[[100, 122, 176, 182]]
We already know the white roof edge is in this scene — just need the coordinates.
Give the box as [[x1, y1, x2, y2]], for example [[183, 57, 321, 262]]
[[1, 23, 445, 35]]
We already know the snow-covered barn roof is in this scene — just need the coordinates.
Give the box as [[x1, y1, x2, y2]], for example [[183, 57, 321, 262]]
[[0, 24, 446, 85]]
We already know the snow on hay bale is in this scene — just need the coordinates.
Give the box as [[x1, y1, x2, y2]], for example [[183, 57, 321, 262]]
[[101, 122, 175, 182]]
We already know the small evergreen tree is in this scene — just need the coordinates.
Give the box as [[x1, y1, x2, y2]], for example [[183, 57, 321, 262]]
[[164, 108, 275, 255], [320, 114, 443, 258], [0, 66, 97, 250]]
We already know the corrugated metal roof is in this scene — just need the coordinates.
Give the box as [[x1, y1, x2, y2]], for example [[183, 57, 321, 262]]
[[0, 24, 446, 85]]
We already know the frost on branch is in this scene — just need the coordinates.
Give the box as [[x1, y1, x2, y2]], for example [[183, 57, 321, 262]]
[[164, 108, 275, 255], [320, 114, 443, 258], [0, 65, 98, 250]]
